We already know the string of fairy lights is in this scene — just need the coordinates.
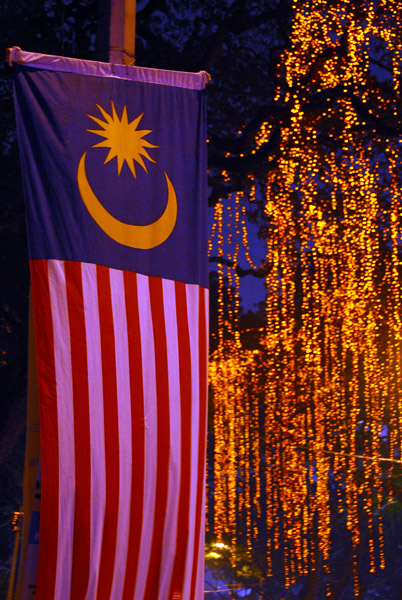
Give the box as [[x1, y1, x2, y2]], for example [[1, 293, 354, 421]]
[[207, 0, 402, 595]]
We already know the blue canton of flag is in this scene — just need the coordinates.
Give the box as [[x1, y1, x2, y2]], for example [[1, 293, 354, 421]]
[[14, 57, 208, 287]]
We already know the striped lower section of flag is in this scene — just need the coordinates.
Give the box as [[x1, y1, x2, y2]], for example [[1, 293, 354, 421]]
[[30, 258, 208, 600]]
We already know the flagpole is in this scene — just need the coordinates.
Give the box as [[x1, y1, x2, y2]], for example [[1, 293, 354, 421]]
[[6, 513, 22, 600], [109, 0, 136, 65], [11, 293, 41, 600]]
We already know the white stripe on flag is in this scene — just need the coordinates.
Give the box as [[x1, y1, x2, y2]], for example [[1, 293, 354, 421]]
[[198, 286, 209, 600], [48, 260, 74, 600], [183, 284, 201, 599], [134, 273, 158, 600], [158, 278, 181, 600], [82, 262, 106, 600], [200, 286, 209, 600], [110, 268, 132, 600]]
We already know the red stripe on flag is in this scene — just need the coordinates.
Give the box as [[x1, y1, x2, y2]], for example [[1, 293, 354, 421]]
[[96, 265, 120, 600], [143, 276, 171, 600], [190, 286, 209, 599], [122, 270, 145, 600], [30, 259, 59, 600], [65, 261, 91, 600], [169, 280, 193, 600]]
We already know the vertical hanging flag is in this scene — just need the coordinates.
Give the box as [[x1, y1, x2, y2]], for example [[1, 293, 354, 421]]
[[12, 48, 209, 600]]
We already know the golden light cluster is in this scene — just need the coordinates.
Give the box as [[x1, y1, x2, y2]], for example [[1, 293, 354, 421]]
[[208, 0, 402, 595]]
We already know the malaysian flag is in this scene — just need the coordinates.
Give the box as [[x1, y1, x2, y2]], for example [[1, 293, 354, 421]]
[[12, 48, 208, 600]]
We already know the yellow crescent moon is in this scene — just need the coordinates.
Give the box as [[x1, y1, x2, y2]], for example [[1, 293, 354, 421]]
[[77, 151, 177, 249]]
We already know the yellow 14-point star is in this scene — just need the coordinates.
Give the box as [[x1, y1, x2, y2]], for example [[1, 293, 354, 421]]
[[87, 101, 158, 179]]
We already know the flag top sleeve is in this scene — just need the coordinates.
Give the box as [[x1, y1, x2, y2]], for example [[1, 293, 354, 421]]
[[13, 49, 209, 287], [13, 50, 209, 600], [9, 47, 210, 89]]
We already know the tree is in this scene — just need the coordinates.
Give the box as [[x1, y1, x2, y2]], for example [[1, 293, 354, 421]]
[[208, 1, 402, 598]]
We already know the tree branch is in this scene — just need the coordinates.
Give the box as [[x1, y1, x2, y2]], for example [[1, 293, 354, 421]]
[[209, 256, 271, 278]]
